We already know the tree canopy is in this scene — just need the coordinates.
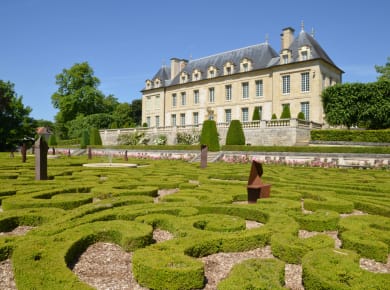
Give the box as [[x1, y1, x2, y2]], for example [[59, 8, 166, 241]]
[[0, 80, 36, 151], [375, 56, 390, 82]]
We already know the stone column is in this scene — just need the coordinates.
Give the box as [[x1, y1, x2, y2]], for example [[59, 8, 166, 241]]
[[35, 136, 48, 180]]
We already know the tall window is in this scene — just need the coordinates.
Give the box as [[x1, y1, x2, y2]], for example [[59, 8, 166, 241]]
[[180, 113, 185, 126], [282, 75, 290, 94], [193, 90, 199, 104], [172, 94, 177, 107], [242, 82, 249, 99], [155, 116, 160, 128], [209, 70, 215, 78], [301, 72, 310, 92], [243, 63, 248, 72], [193, 112, 199, 125], [225, 85, 232, 101], [255, 80, 263, 97], [208, 87, 215, 103], [301, 51, 308, 61], [171, 114, 176, 126], [241, 107, 249, 122], [181, 92, 186, 106], [155, 95, 160, 109], [225, 109, 232, 123], [300, 102, 310, 120], [283, 54, 289, 64], [146, 116, 151, 127]]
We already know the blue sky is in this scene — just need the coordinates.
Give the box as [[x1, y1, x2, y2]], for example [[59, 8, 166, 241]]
[[1, 0, 389, 121]]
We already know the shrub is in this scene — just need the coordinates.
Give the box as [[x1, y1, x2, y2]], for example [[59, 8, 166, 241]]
[[225, 120, 245, 145], [153, 135, 167, 145], [297, 111, 306, 120], [117, 131, 144, 145], [176, 131, 199, 145], [80, 130, 89, 149], [311, 129, 390, 143], [280, 106, 291, 119], [89, 127, 102, 146], [200, 120, 220, 151], [252, 107, 261, 121], [48, 134, 58, 146], [271, 113, 277, 120]]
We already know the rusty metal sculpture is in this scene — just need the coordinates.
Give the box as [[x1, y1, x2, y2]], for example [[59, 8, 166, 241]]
[[247, 160, 271, 203], [34, 136, 49, 180]]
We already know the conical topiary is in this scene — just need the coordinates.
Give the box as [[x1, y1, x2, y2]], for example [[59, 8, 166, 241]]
[[89, 127, 102, 145], [271, 113, 277, 120], [297, 111, 306, 120], [48, 134, 57, 146], [280, 106, 291, 119], [80, 130, 90, 149], [252, 107, 260, 121], [226, 120, 245, 145], [200, 120, 220, 151]]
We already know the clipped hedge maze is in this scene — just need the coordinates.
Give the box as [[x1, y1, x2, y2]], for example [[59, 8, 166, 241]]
[[0, 153, 389, 289]]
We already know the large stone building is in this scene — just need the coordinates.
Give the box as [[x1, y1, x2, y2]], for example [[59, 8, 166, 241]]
[[134, 25, 343, 146]]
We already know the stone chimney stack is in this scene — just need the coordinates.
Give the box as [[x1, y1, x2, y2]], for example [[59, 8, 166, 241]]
[[179, 59, 188, 70], [170, 58, 180, 80], [280, 27, 295, 50]]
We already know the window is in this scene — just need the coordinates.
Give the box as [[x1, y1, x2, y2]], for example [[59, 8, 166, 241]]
[[180, 113, 185, 126], [171, 114, 176, 126], [145, 96, 152, 110], [255, 80, 263, 97], [155, 95, 160, 109], [300, 102, 310, 120], [225, 85, 232, 101], [208, 87, 215, 103], [283, 54, 289, 64], [242, 82, 249, 99], [225, 109, 232, 123], [193, 90, 199, 104], [301, 51, 308, 60], [172, 94, 177, 107], [194, 73, 199, 81], [146, 116, 151, 127], [243, 63, 248, 72], [155, 116, 160, 128], [181, 92, 186, 106], [301, 72, 310, 92], [226, 67, 231, 75], [193, 112, 199, 125], [282, 75, 290, 94], [241, 107, 249, 122]]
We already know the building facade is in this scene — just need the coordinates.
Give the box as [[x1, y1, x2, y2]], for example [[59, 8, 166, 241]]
[[142, 26, 343, 131]]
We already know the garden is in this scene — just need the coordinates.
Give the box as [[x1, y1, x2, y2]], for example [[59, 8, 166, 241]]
[[0, 152, 389, 289]]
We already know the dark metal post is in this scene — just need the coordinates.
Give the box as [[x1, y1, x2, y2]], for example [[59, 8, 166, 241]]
[[35, 136, 48, 180], [200, 144, 208, 168]]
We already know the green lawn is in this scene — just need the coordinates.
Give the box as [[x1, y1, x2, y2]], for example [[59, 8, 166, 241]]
[[0, 153, 389, 289]]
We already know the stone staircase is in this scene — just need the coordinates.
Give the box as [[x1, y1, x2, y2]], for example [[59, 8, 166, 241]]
[[190, 151, 224, 163]]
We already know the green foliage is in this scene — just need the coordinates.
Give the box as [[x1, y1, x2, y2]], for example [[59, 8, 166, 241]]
[[200, 120, 220, 151], [322, 81, 390, 129], [153, 135, 167, 145], [80, 130, 89, 149], [280, 105, 291, 119], [297, 111, 305, 120], [375, 56, 390, 82], [311, 129, 390, 143], [218, 259, 285, 289], [67, 113, 114, 139], [176, 131, 200, 145], [89, 127, 102, 146], [117, 131, 145, 145], [48, 134, 58, 146], [0, 80, 36, 151], [271, 113, 277, 120], [225, 120, 245, 145], [252, 107, 261, 121]]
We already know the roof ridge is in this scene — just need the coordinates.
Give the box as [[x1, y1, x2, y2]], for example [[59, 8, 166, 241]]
[[189, 42, 268, 63]]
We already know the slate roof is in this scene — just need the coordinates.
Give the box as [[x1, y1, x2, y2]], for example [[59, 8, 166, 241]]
[[145, 29, 341, 90]]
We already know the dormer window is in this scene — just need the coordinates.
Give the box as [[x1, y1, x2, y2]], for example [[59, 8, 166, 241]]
[[223, 61, 234, 75], [146, 80, 152, 89], [280, 49, 291, 65], [208, 66, 217, 78], [299, 45, 311, 61], [240, 58, 252, 72], [180, 72, 189, 83], [154, 79, 160, 88], [192, 69, 202, 81]]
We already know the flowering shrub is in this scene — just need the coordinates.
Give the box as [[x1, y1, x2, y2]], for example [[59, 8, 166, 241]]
[[117, 131, 145, 145], [176, 131, 200, 145], [153, 135, 167, 145]]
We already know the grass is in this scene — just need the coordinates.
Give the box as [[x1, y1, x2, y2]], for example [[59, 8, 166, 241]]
[[0, 152, 389, 289]]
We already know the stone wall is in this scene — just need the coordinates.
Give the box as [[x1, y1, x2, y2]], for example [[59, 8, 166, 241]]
[[100, 119, 316, 147]]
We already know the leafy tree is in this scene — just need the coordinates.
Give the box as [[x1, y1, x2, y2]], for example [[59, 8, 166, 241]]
[[200, 120, 220, 151], [48, 134, 58, 146], [66, 113, 115, 139], [375, 57, 390, 82], [0, 80, 36, 151], [226, 120, 245, 145], [51, 62, 106, 138], [112, 102, 134, 127], [131, 99, 142, 126]]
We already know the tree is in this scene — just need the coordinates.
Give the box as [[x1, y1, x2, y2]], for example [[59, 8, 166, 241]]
[[375, 57, 390, 82], [89, 127, 102, 146], [226, 120, 245, 145], [280, 105, 291, 119], [131, 99, 142, 126], [66, 113, 115, 139], [80, 130, 90, 149], [51, 62, 106, 138], [252, 107, 261, 121], [112, 102, 134, 127], [200, 120, 220, 151], [0, 80, 36, 151]]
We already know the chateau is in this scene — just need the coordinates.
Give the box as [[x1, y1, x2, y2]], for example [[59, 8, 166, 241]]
[[142, 25, 342, 130]]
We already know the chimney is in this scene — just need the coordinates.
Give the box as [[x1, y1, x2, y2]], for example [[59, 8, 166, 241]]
[[170, 58, 180, 80], [280, 27, 295, 50], [179, 59, 188, 70]]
